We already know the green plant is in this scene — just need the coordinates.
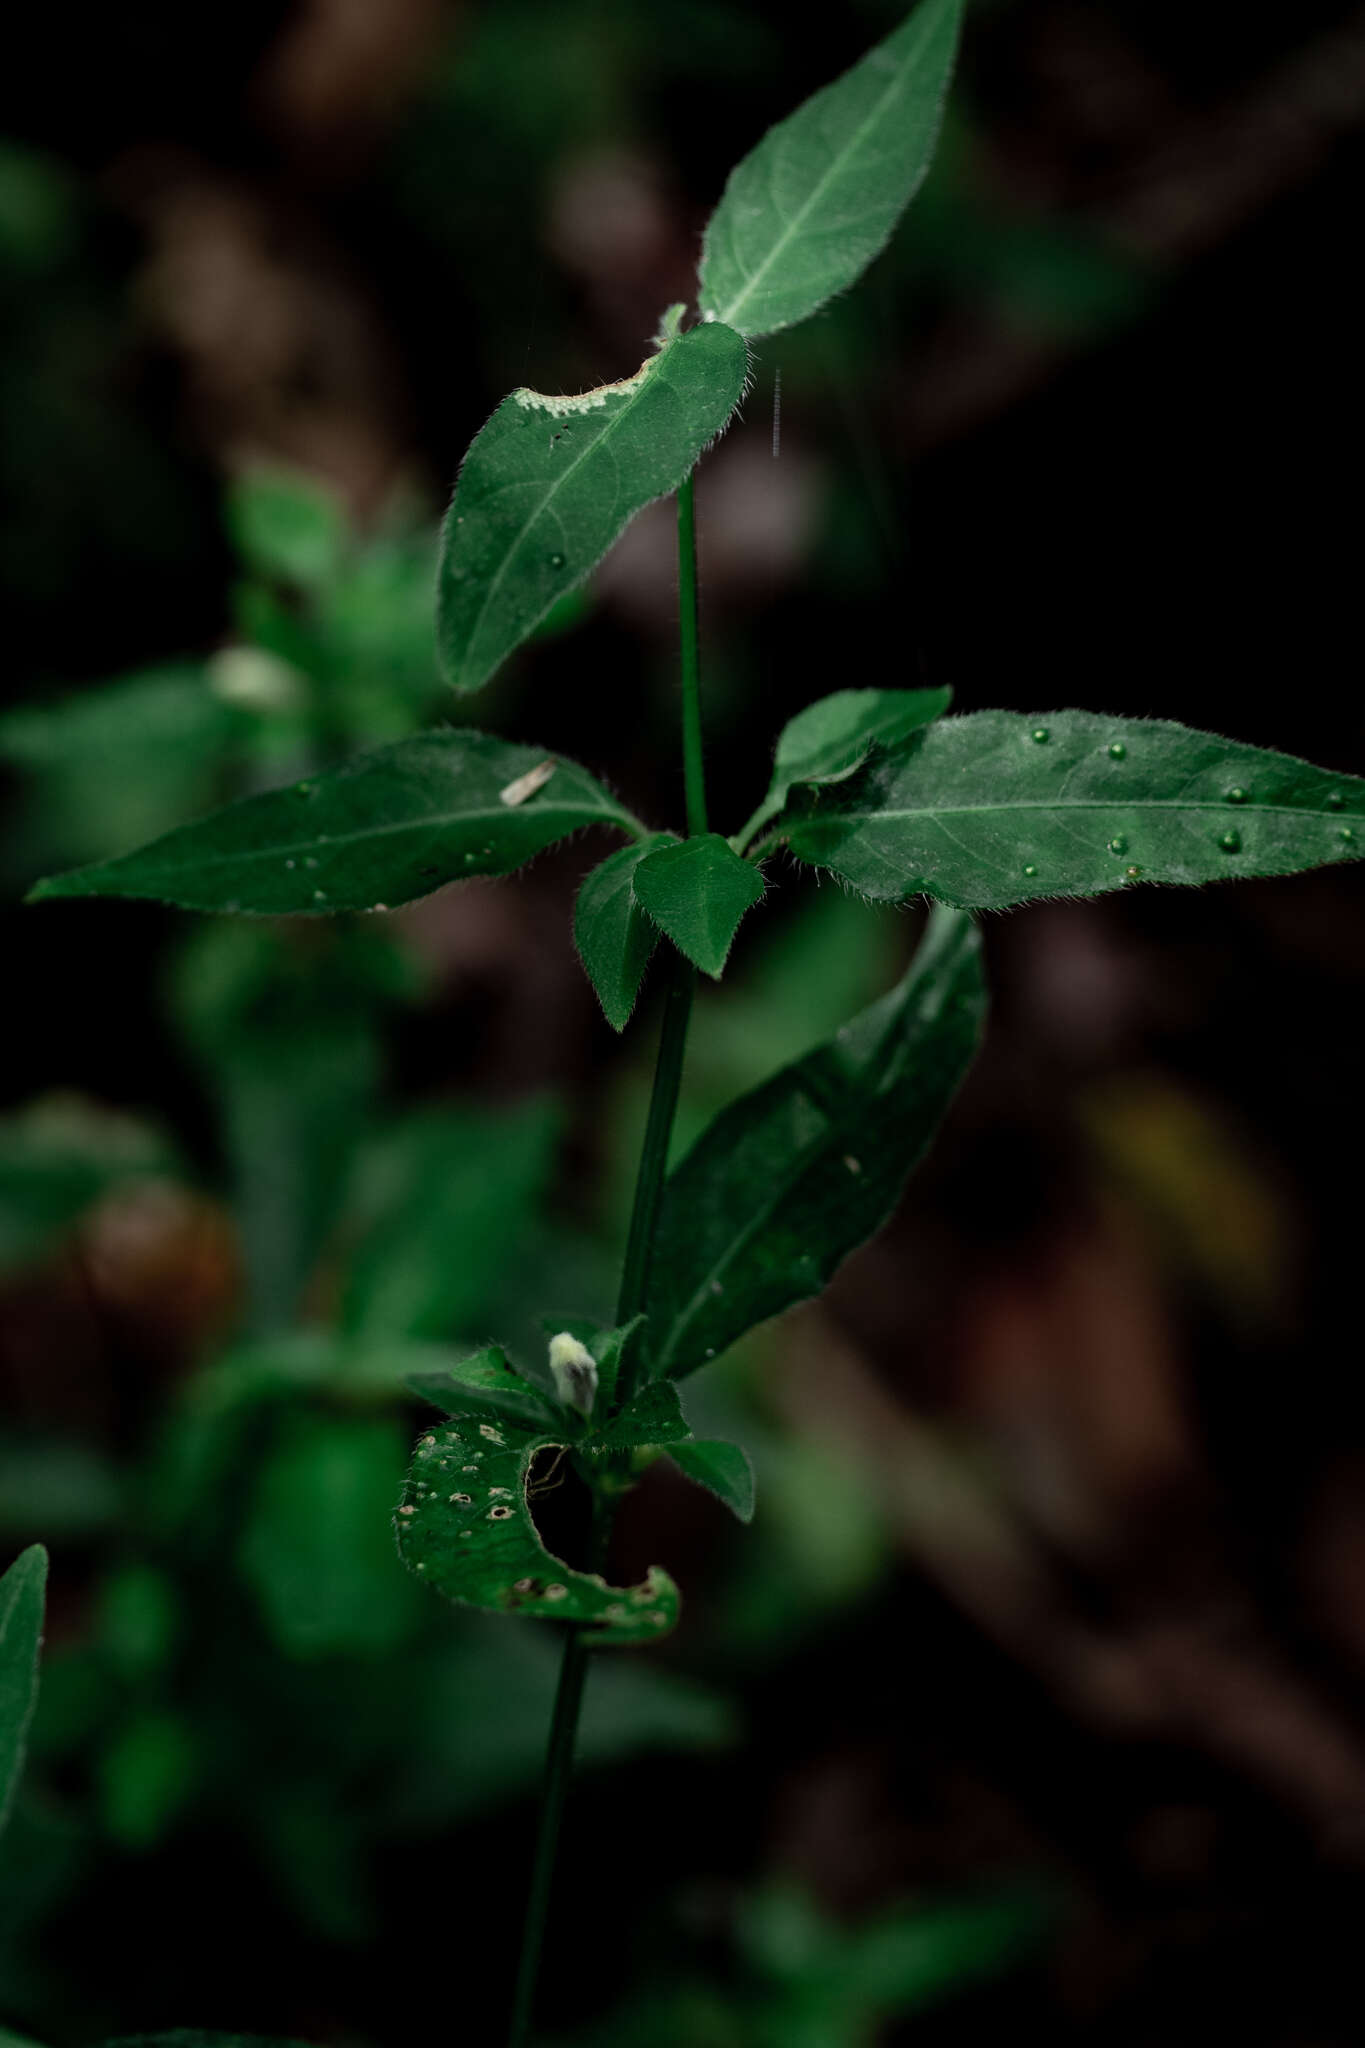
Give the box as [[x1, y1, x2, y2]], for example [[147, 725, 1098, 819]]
[[17, 0, 1365, 2041]]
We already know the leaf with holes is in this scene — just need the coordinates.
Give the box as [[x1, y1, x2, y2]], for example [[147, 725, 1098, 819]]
[[438, 322, 749, 694], [669, 1441, 755, 1523], [27, 731, 639, 915], [634, 833, 766, 977], [645, 906, 985, 1379], [575, 835, 676, 1030], [396, 1416, 679, 1645], [738, 686, 952, 849], [1, 1545, 47, 1836], [698, 0, 966, 339], [782, 711, 1365, 910]]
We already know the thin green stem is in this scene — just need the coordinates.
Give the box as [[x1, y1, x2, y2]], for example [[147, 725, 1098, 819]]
[[506, 475, 708, 2048], [677, 471, 707, 839]]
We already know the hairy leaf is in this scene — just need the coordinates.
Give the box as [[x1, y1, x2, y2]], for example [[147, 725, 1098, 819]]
[[438, 322, 749, 694], [1, 1545, 47, 1835], [594, 1379, 691, 1450], [406, 1344, 559, 1431], [29, 731, 638, 915], [634, 833, 766, 978], [397, 1417, 679, 1644], [783, 711, 1365, 910], [669, 1440, 756, 1523], [575, 835, 675, 1030], [738, 686, 952, 850], [646, 906, 985, 1378], [698, 0, 966, 338]]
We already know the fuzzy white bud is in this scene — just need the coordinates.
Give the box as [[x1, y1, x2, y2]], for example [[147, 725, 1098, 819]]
[[547, 1332, 598, 1418]]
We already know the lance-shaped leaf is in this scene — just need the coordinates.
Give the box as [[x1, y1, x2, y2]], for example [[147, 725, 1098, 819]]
[[783, 711, 1365, 911], [698, 0, 966, 339], [406, 1344, 560, 1433], [737, 686, 952, 850], [575, 835, 676, 1030], [396, 1416, 679, 1645], [1, 1545, 47, 1836], [28, 731, 640, 915], [593, 1378, 691, 1450], [634, 833, 766, 978], [668, 1441, 756, 1523], [645, 906, 985, 1379], [438, 321, 749, 694]]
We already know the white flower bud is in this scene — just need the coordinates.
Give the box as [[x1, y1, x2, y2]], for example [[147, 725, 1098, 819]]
[[547, 1332, 599, 1418]]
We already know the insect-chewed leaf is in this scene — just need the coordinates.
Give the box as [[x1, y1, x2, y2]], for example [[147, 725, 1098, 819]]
[[633, 833, 766, 978], [437, 322, 749, 694], [668, 1441, 755, 1523], [644, 906, 985, 1379], [396, 1417, 679, 1645], [739, 687, 952, 849], [698, 0, 966, 339], [575, 835, 677, 1030], [1, 1544, 47, 1837], [783, 711, 1365, 911], [27, 731, 639, 915]]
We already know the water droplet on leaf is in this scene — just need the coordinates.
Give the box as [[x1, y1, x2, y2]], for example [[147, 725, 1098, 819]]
[[1030, 726, 1049, 744], [1226, 787, 1248, 805], [1218, 828, 1241, 853], [1326, 792, 1344, 811], [1108, 835, 1128, 856], [548, 552, 565, 570], [1108, 742, 1126, 760], [1022, 863, 1037, 878]]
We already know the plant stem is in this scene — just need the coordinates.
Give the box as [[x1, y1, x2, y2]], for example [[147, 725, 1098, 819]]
[[506, 472, 707, 2048], [677, 470, 707, 839]]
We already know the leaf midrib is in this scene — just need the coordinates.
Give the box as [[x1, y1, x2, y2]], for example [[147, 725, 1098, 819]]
[[803, 797, 1346, 828], [65, 794, 632, 884]]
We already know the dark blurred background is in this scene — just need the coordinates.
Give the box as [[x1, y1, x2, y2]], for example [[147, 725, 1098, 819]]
[[3, 1, 1365, 2042]]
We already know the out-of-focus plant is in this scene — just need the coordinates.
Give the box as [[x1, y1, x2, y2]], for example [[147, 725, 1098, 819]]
[[11, 0, 1365, 2043]]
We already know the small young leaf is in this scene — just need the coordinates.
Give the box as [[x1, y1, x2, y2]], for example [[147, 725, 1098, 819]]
[[593, 1379, 691, 1450], [226, 466, 348, 590], [438, 322, 749, 694], [397, 1417, 679, 1645], [406, 1344, 560, 1431], [575, 835, 676, 1030], [645, 906, 985, 1379], [668, 1440, 755, 1523], [698, 0, 966, 339], [783, 711, 1365, 910], [28, 731, 639, 915], [738, 686, 952, 849], [634, 833, 766, 978], [1, 1544, 47, 1836]]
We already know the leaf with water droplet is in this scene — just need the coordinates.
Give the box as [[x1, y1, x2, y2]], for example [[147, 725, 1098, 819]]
[[633, 833, 766, 978], [782, 712, 1365, 910], [1, 1543, 48, 1838], [736, 686, 951, 851], [27, 731, 642, 914], [396, 1410, 679, 1646], [667, 1440, 755, 1523], [698, 0, 966, 339], [645, 907, 985, 1379], [575, 834, 677, 1031], [438, 321, 748, 694]]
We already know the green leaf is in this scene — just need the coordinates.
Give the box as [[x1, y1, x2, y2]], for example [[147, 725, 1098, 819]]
[[738, 686, 952, 850], [397, 1416, 679, 1645], [28, 730, 639, 915], [226, 465, 348, 589], [634, 833, 766, 978], [438, 320, 749, 694], [646, 906, 985, 1378], [101, 2036, 313, 2048], [0, 1545, 47, 1836], [783, 711, 1365, 911], [698, 0, 966, 339], [239, 1414, 421, 1659], [406, 1344, 560, 1432], [342, 1102, 558, 1342], [575, 835, 676, 1030], [593, 1379, 691, 1450], [669, 1440, 756, 1523]]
